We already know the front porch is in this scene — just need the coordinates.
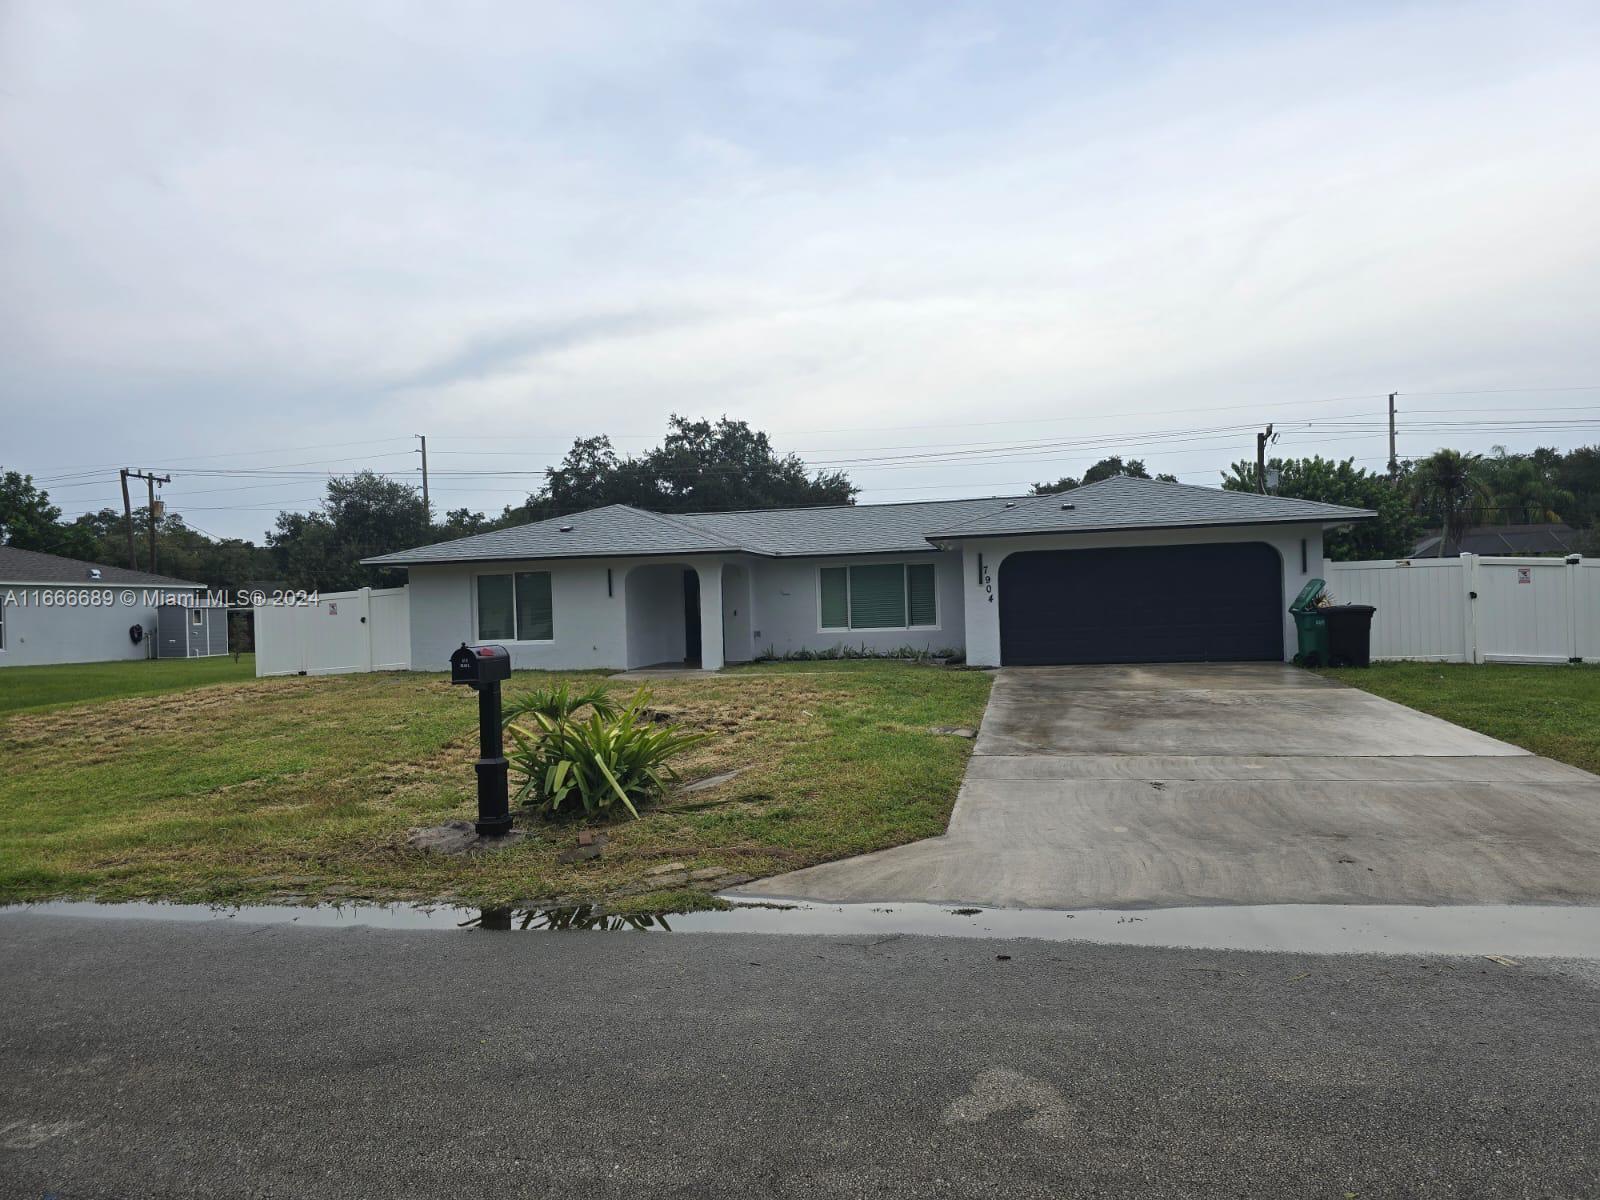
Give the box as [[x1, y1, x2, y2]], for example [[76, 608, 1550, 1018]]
[[622, 559, 753, 671]]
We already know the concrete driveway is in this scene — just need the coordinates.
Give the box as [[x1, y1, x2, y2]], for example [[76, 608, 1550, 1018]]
[[737, 663, 1600, 908]]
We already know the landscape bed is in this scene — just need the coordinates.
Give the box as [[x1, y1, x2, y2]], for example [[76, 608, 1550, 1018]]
[[1325, 661, 1600, 775], [0, 661, 992, 911]]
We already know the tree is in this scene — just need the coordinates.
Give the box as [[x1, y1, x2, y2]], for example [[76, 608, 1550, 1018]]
[[1478, 446, 1575, 524], [1082, 456, 1150, 484], [517, 416, 857, 517], [1221, 455, 1422, 560], [435, 507, 496, 541], [268, 471, 431, 590], [1411, 449, 1488, 557], [1030, 476, 1079, 495], [1552, 445, 1600, 528], [0, 469, 69, 551], [1030, 456, 1175, 494]]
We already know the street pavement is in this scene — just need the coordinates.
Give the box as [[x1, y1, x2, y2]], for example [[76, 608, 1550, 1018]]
[[4, 912, 1599, 1199]]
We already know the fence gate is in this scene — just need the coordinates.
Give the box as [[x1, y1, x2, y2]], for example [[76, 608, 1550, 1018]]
[[254, 586, 410, 676], [1323, 555, 1594, 665]]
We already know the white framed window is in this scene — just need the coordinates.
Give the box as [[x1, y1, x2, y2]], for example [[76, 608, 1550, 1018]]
[[190, 607, 204, 627], [819, 562, 938, 631], [477, 571, 554, 641]]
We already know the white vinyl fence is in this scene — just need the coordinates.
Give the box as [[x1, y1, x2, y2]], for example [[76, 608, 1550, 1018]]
[[1324, 555, 1597, 665], [254, 586, 410, 677]]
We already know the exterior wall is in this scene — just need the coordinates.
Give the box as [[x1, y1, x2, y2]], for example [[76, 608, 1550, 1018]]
[[957, 524, 1325, 667], [721, 562, 754, 663], [405, 551, 968, 671], [0, 585, 198, 667], [155, 604, 229, 658], [745, 551, 966, 659], [408, 558, 630, 672]]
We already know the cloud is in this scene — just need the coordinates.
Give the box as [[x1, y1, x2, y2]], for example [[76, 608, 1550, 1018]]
[[2, 0, 1598, 534]]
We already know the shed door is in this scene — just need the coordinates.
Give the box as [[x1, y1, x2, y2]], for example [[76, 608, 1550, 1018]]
[[998, 543, 1284, 665]]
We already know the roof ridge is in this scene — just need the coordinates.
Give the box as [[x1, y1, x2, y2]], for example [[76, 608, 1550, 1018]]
[[672, 493, 1036, 517], [620, 506, 746, 549], [924, 495, 1043, 535]]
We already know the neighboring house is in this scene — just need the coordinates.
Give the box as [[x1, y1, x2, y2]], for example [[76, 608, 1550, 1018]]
[[0, 546, 210, 668], [1411, 524, 1583, 559], [365, 475, 1372, 670]]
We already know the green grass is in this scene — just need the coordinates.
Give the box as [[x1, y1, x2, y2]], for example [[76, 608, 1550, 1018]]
[[0, 654, 257, 715], [1324, 661, 1600, 774], [0, 662, 993, 908]]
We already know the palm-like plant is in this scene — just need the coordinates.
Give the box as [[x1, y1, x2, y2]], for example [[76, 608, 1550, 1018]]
[[1412, 449, 1488, 556], [500, 681, 616, 728], [507, 688, 708, 819], [1482, 454, 1575, 524]]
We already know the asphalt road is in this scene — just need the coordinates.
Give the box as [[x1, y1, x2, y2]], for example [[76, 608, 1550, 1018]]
[[3, 914, 1599, 1199]]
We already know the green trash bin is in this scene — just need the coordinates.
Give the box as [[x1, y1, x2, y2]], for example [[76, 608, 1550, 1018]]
[[1289, 578, 1329, 667]]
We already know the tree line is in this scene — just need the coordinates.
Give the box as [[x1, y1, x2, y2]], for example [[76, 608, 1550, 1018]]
[[1218, 444, 1600, 559], [0, 416, 854, 593], [4, 418, 1598, 595]]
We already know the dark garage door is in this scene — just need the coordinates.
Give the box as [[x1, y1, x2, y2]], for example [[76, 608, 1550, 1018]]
[[998, 543, 1284, 665]]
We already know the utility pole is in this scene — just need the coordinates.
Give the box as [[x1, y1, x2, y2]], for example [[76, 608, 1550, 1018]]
[[1255, 423, 1274, 495], [119, 469, 137, 569], [1387, 391, 1399, 482], [124, 470, 171, 574], [415, 433, 430, 514]]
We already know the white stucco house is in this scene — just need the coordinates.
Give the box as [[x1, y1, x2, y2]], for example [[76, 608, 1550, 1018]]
[[364, 475, 1372, 671], [0, 546, 212, 667]]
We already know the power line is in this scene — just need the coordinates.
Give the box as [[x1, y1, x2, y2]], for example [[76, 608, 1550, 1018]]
[[1399, 385, 1600, 396]]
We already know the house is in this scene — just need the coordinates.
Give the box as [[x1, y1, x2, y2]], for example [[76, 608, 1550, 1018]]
[[1411, 523, 1584, 559], [364, 475, 1373, 670], [0, 545, 211, 668]]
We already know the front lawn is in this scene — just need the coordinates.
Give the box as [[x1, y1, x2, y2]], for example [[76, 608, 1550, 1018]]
[[1, 654, 256, 715], [1324, 662, 1600, 774], [0, 662, 992, 909]]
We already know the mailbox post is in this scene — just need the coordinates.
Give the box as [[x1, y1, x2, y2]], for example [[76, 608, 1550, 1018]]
[[450, 643, 514, 837]]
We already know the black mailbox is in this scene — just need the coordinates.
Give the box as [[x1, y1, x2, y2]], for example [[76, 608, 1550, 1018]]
[[451, 642, 512, 687], [450, 643, 514, 838]]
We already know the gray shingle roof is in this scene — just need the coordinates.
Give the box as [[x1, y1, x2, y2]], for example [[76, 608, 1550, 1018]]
[[926, 475, 1374, 538], [364, 478, 1373, 567], [670, 497, 1006, 556], [0, 545, 203, 588], [363, 504, 740, 566]]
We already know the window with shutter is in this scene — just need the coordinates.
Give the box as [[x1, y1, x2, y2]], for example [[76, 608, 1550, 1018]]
[[907, 563, 937, 627], [515, 572, 553, 641], [476, 574, 515, 640], [817, 562, 942, 630], [819, 567, 849, 629], [848, 564, 907, 629]]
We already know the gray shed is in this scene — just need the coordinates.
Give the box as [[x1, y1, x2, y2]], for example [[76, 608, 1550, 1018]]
[[156, 603, 230, 659]]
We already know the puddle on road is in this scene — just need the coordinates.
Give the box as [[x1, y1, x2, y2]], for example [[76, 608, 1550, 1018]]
[[5, 897, 1600, 957]]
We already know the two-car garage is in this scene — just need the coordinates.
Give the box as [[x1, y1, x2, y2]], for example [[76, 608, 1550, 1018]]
[[997, 542, 1285, 666]]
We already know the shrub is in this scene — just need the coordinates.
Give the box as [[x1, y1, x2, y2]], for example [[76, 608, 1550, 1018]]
[[508, 689, 708, 820], [754, 643, 962, 664], [501, 681, 616, 728]]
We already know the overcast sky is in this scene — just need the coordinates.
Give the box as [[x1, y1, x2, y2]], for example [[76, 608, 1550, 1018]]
[[3, 0, 1599, 541]]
